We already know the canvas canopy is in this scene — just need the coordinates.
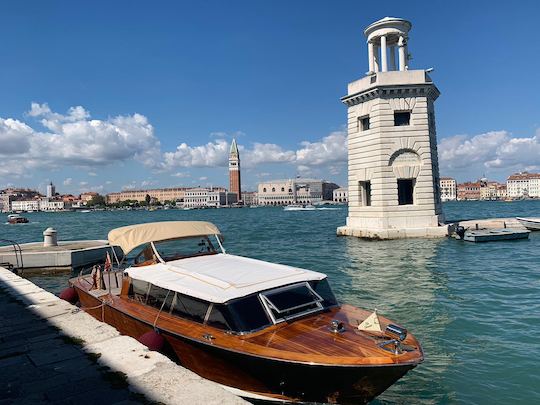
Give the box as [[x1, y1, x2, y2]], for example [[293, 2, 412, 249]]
[[108, 221, 221, 255], [124, 253, 326, 303]]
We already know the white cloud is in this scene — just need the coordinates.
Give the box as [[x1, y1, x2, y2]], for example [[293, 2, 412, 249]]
[[0, 103, 161, 179], [199, 176, 208, 181], [88, 172, 97, 176], [171, 172, 190, 178], [163, 139, 229, 168], [141, 179, 158, 187], [296, 131, 347, 166], [63, 177, 73, 186], [439, 130, 540, 174], [243, 143, 296, 167], [79, 181, 88, 186]]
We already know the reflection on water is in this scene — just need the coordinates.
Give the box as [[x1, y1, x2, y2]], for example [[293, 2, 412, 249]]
[[4, 201, 540, 404]]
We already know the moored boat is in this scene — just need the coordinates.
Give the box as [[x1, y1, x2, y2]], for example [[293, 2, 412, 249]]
[[7, 214, 29, 224], [516, 217, 540, 231], [66, 221, 423, 404]]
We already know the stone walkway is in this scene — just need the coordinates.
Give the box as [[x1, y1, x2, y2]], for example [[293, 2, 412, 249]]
[[0, 286, 137, 404], [0, 267, 247, 405]]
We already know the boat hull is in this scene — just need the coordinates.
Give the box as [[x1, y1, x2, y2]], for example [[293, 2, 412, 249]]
[[74, 287, 415, 404], [516, 217, 540, 231]]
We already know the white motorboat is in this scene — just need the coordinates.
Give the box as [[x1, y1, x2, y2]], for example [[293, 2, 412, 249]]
[[283, 204, 317, 211], [516, 217, 540, 231]]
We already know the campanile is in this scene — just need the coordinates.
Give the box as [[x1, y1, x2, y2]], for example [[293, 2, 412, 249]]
[[229, 138, 241, 203]]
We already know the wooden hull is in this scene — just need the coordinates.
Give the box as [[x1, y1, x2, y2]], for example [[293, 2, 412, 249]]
[[73, 284, 420, 404]]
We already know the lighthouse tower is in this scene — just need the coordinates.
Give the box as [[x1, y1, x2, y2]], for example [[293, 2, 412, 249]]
[[229, 138, 241, 203], [337, 17, 447, 239]]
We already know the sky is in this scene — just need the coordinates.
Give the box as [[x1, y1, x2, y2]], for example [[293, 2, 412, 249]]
[[1, 0, 539, 195]]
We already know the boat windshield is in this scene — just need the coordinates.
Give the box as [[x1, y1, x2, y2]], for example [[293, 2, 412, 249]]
[[153, 236, 218, 262], [261, 282, 323, 322]]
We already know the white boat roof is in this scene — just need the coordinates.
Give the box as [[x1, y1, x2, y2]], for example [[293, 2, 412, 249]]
[[124, 253, 326, 303]]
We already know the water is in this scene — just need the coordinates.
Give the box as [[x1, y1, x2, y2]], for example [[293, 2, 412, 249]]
[[2, 201, 540, 404]]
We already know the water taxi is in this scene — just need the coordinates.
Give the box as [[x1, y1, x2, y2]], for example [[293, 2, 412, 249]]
[[283, 204, 317, 211], [7, 214, 29, 224], [65, 221, 423, 404]]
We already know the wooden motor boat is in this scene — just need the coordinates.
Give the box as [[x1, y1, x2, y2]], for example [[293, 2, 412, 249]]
[[67, 221, 423, 404], [516, 217, 540, 231], [7, 214, 29, 224], [283, 204, 317, 211]]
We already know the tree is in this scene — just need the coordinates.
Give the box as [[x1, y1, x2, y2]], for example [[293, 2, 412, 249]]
[[87, 195, 106, 207], [145, 194, 151, 205]]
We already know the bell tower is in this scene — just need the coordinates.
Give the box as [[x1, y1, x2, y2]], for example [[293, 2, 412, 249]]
[[337, 17, 447, 239], [229, 138, 241, 203]]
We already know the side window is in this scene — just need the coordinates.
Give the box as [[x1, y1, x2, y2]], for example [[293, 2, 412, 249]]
[[129, 279, 150, 302], [146, 284, 173, 311], [171, 293, 210, 323], [359, 115, 370, 131], [206, 304, 234, 330], [398, 179, 415, 205], [359, 181, 372, 206]]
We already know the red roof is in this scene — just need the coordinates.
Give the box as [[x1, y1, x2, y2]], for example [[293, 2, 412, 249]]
[[507, 172, 540, 180]]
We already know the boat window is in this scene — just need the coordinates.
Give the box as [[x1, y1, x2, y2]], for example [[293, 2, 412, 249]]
[[153, 236, 217, 262], [309, 279, 338, 307], [129, 279, 150, 302], [227, 295, 272, 332], [132, 244, 157, 266], [146, 284, 174, 312], [261, 283, 323, 323], [206, 304, 234, 330], [171, 293, 210, 323]]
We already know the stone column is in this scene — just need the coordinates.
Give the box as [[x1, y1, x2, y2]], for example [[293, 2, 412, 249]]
[[389, 45, 396, 70], [380, 35, 388, 72], [368, 41, 374, 72], [373, 44, 380, 72], [398, 36, 406, 71]]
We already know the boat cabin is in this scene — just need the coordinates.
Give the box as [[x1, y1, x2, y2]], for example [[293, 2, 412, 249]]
[[109, 221, 338, 335]]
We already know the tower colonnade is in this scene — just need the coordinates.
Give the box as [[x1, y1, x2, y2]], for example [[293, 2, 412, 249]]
[[365, 17, 410, 73]]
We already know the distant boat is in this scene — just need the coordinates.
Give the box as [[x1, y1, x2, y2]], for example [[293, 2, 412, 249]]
[[461, 228, 530, 242], [516, 217, 540, 231], [7, 214, 29, 224], [283, 204, 316, 211], [79, 209, 92, 213]]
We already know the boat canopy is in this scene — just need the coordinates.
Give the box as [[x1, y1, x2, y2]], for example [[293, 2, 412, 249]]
[[124, 253, 326, 303], [108, 221, 221, 255]]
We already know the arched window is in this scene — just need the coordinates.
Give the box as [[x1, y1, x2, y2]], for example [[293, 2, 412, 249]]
[[288, 188, 292, 193], [281, 187, 285, 192], [272, 187, 275, 192], [263, 188, 267, 192]]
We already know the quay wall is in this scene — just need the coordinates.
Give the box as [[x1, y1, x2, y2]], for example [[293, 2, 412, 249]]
[[0, 266, 247, 405]]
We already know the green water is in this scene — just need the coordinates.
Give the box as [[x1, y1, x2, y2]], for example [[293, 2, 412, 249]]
[[2, 201, 539, 404]]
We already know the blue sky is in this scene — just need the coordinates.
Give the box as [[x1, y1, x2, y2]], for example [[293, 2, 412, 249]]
[[1, 0, 539, 195]]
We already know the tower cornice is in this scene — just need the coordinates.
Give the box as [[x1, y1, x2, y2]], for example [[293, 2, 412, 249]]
[[341, 83, 440, 107]]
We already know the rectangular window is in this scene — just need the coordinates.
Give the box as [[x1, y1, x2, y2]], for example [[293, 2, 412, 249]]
[[394, 111, 411, 126], [398, 179, 415, 205], [359, 181, 371, 206], [359, 115, 370, 131], [260, 283, 323, 323], [171, 293, 210, 323]]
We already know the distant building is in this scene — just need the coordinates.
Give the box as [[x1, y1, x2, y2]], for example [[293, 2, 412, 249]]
[[40, 199, 67, 211], [183, 188, 237, 208], [229, 139, 242, 203], [439, 178, 457, 201], [106, 187, 190, 204], [457, 182, 481, 201], [333, 188, 348, 203], [80, 192, 99, 203], [46, 182, 56, 198], [257, 178, 339, 206], [11, 200, 40, 212], [241, 191, 258, 206], [507, 172, 540, 198]]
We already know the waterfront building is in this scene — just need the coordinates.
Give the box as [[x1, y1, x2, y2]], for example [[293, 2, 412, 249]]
[[241, 191, 258, 206], [39, 199, 67, 211], [11, 200, 40, 212], [229, 139, 242, 203], [439, 178, 456, 201], [106, 187, 189, 204], [507, 172, 540, 198], [457, 181, 481, 201], [0, 193, 14, 213], [46, 182, 56, 198], [337, 17, 446, 239], [257, 179, 339, 206], [496, 184, 507, 199], [333, 188, 348, 203], [183, 188, 237, 208]]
